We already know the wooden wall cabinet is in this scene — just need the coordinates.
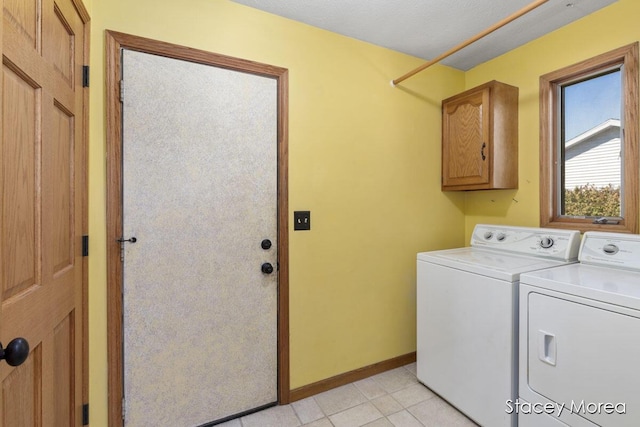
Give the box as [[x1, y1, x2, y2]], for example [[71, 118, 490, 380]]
[[441, 80, 518, 191]]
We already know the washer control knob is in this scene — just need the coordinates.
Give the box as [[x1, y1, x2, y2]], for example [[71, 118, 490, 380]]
[[540, 237, 554, 249], [603, 244, 619, 255], [496, 233, 506, 242], [484, 231, 493, 240]]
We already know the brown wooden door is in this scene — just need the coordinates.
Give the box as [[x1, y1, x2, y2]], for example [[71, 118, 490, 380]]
[[442, 87, 491, 188], [1, 0, 86, 425]]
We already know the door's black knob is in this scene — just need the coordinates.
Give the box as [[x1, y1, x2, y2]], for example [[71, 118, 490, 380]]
[[261, 263, 274, 274], [0, 338, 29, 367], [261, 239, 272, 250]]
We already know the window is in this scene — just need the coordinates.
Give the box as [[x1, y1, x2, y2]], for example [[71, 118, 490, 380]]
[[540, 43, 638, 233]]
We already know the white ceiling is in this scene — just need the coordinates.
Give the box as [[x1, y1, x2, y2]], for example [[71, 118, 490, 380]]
[[230, 0, 617, 71]]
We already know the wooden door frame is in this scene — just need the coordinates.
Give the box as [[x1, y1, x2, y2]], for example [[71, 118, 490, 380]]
[[76, 0, 91, 420], [105, 30, 290, 426]]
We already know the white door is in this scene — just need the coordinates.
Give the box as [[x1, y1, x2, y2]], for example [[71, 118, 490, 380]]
[[121, 49, 278, 426]]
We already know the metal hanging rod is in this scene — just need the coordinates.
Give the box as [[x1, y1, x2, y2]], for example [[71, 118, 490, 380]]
[[391, 0, 549, 86]]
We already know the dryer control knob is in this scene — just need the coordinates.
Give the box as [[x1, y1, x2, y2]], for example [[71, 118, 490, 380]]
[[484, 231, 493, 240], [540, 237, 554, 249]]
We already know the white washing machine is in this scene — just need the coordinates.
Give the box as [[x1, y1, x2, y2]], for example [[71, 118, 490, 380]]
[[417, 224, 581, 427], [518, 231, 640, 427]]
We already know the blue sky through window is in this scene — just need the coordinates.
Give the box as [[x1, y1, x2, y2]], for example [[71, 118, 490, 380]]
[[562, 70, 621, 141]]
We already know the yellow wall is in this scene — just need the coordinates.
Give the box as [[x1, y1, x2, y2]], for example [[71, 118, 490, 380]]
[[462, 0, 639, 240], [88, 0, 465, 424]]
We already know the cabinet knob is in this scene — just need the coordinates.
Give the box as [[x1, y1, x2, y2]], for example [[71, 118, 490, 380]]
[[481, 142, 486, 161]]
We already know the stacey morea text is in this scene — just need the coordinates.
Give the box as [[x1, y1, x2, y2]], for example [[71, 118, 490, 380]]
[[505, 399, 626, 416]]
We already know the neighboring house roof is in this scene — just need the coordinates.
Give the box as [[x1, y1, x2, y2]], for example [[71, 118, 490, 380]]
[[564, 119, 621, 189], [565, 118, 620, 150]]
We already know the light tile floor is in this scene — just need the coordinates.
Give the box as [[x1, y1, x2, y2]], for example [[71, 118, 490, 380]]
[[219, 363, 478, 427]]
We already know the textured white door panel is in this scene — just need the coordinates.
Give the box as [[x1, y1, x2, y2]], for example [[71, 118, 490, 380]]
[[122, 49, 278, 426]]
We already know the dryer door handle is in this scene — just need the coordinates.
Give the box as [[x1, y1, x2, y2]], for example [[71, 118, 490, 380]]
[[538, 330, 557, 366]]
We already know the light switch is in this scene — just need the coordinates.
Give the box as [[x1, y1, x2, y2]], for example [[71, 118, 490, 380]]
[[294, 211, 310, 231]]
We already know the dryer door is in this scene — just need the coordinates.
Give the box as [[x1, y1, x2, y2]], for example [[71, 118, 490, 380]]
[[526, 293, 640, 426]]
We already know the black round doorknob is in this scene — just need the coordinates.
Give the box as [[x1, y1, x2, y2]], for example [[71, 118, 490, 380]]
[[261, 239, 272, 250], [261, 262, 274, 274], [0, 337, 30, 367]]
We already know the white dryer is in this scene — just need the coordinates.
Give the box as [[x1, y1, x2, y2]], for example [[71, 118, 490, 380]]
[[417, 224, 581, 427], [518, 232, 640, 427]]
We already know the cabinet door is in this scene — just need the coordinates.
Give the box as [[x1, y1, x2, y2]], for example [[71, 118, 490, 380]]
[[442, 87, 490, 188]]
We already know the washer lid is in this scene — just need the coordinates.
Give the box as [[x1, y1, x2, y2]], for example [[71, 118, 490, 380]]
[[417, 247, 574, 281], [521, 263, 640, 311]]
